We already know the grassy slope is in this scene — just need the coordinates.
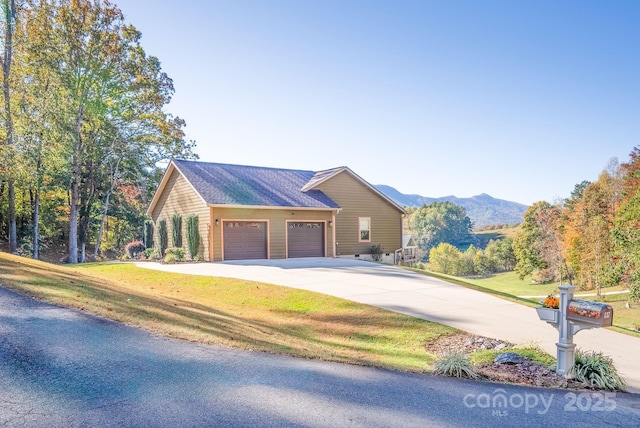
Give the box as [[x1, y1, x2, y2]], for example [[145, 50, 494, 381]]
[[463, 271, 559, 297], [472, 226, 521, 248], [413, 269, 640, 336], [0, 253, 454, 372]]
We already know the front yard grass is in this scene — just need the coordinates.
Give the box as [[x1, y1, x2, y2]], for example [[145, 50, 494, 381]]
[[6, 253, 633, 390], [0, 253, 455, 373]]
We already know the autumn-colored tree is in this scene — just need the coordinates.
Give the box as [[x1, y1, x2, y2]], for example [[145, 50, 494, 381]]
[[0, 0, 18, 253], [513, 201, 568, 283], [24, 0, 195, 262], [612, 147, 640, 301], [563, 171, 617, 292]]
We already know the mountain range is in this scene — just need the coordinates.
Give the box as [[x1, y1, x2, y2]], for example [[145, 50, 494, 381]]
[[375, 185, 528, 228]]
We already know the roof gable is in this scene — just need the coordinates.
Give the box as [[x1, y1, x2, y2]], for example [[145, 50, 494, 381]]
[[151, 160, 340, 211], [147, 160, 406, 216], [303, 166, 406, 214], [403, 234, 417, 248]]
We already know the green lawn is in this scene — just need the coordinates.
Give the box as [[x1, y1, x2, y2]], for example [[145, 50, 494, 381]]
[[411, 268, 640, 335], [473, 226, 520, 248], [464, 271, 560, 297], [0, 253, 455, 373], [3, 251, 637, 378]]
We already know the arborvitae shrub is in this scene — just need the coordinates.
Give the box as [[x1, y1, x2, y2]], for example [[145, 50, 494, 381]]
[[171, 214, 183, 248], [143, 220, 154, 249], [186, 214, 200, 259], [158, 219, 168, 256]]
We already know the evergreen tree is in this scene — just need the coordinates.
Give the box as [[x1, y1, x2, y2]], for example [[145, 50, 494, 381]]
[[158, 218, 168, 256], [171, 214, 182, 248], [186, 214, 199, 259]]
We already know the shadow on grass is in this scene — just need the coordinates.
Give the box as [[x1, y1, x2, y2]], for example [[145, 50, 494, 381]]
[[0, 284, 484, 428], [0, 254, 452, 373]]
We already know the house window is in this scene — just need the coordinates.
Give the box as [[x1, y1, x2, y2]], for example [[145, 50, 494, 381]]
[[359, 217, 371, 242]]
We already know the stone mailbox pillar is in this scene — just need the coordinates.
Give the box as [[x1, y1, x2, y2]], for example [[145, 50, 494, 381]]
[[556, 285, 576, 377]]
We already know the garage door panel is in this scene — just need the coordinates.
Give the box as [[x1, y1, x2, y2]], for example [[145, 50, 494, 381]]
[[288, 222, 324, 258], [223, 221, 267, 260]]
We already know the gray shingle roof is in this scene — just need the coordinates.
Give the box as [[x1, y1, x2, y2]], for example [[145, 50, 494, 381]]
[[173, 159, 340, 209]]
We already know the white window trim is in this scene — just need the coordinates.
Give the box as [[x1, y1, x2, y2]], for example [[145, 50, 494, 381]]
[[359, 217, 371, 242]]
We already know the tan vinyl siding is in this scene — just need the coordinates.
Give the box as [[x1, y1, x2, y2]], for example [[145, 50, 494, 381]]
[[210, 207, 333, 261], [315, 172, 403, 257], [150, 169, 210, 260]]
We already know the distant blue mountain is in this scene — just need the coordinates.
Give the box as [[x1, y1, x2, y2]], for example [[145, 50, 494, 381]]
[[375, 185, 527, 228]]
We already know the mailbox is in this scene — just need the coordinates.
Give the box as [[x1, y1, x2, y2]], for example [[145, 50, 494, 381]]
[[566, 299, 613, 327], [535, 285, 615, 379]]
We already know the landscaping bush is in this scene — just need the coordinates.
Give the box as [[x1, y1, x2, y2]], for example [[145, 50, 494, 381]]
[[171, 214, 183, 248], [124, 240, 146, 259], [143, 220, 154, 249], [158, 219, 168, 256], [186, 214, 200, 259], [165, 247, 185, 261], [370, 244, 383, 262], [573, 349, 626, 391], [433, 353, 479, 379], [142, 247, 160, 260]]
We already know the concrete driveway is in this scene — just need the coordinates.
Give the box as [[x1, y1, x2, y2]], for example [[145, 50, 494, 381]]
[[136, 258, 640, 393]]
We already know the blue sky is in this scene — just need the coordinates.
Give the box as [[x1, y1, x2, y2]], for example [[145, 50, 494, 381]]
[[115, 0, 639, 206]]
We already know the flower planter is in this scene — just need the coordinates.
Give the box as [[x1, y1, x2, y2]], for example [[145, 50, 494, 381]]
[[536, 306, 560, 323]]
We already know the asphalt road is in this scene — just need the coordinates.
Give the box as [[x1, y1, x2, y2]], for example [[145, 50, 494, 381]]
[[1, 285, 640, 427]]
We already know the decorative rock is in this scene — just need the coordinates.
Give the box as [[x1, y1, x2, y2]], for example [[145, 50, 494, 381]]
[[495, 343, 507, 351], [494, 352, 527, 365]]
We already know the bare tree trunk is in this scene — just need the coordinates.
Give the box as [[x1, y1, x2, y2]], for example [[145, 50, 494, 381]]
[[68, 176, 78, 263], [2, 0, 17, 254], [94, 188, 112, 260], [78, 176, 94, 263], [32, 187, 39, 259], [68, 103, 84, 264], [7, 181, 16, 252], [94, 158, 120, 260], [0, 180, 4, 237]]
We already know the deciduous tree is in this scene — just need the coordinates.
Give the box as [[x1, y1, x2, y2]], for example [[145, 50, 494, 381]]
[[408, 201, 473, 255], [25, 0, 196, 262], [612, 147, 640, 300], [513, 201, 568, 283], [0, 0, 18, 253]]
